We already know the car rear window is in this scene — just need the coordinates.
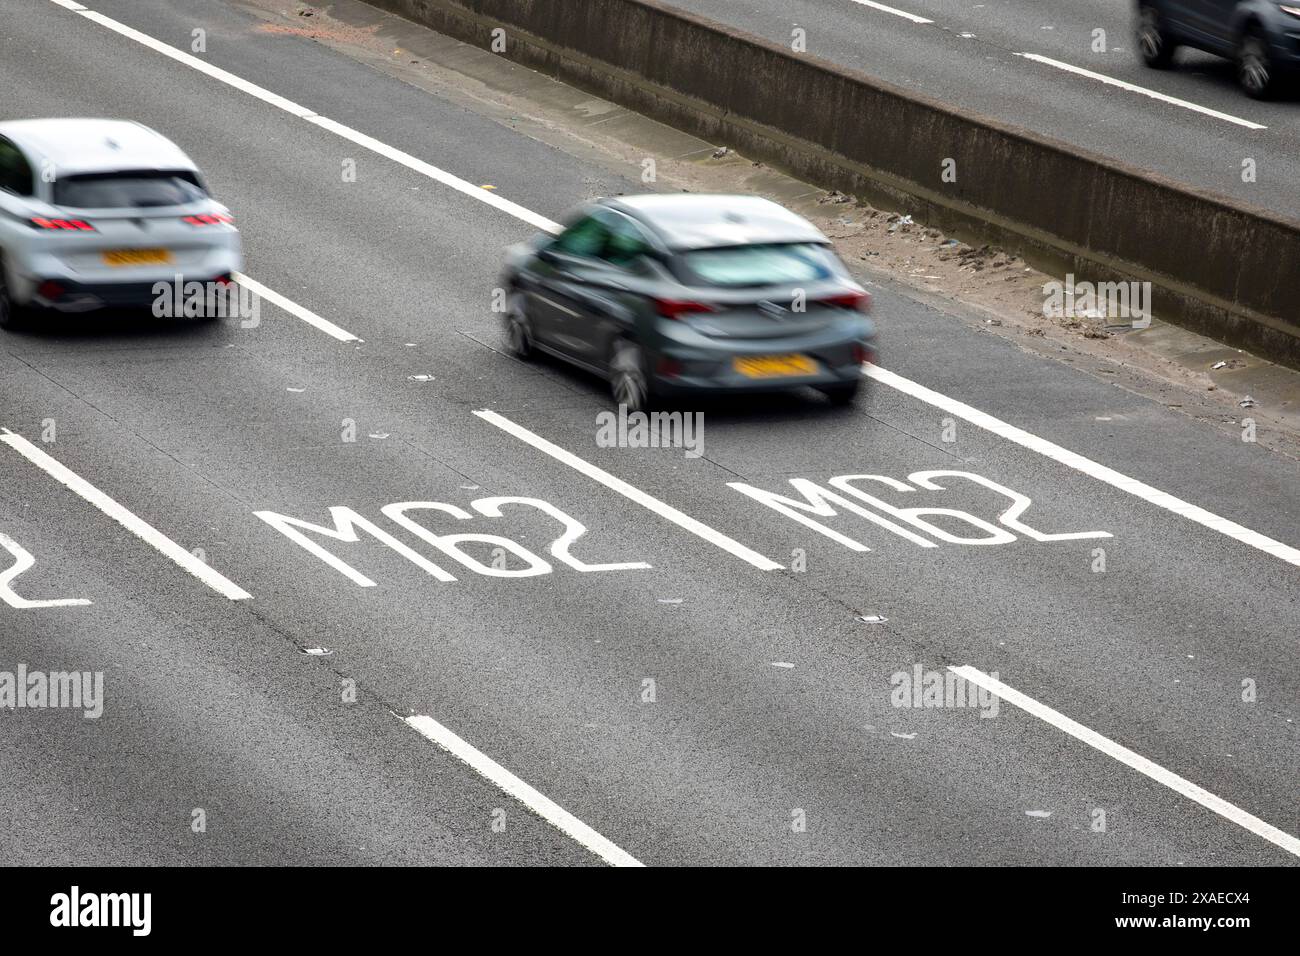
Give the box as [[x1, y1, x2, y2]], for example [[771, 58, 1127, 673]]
[[53, 171, 206, 209], [676, 243, 841, 287]]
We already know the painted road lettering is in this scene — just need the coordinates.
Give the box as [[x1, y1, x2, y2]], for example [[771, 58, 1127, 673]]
[[0, 533, 92, 609], [257, 495, 650, 585], [730, 470, 1111, 551]]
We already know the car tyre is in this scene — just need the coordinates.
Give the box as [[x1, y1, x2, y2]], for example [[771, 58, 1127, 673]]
[[504, 290, 534, 360], [1137, 6, 1176, 69], [1238, 30, 1276, 99], [0, 260, 24, 331], [820, 379, 861, 407], [609, 340, 653, 413]]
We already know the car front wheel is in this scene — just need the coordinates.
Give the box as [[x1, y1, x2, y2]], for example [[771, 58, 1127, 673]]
[[1238, 31, 1276, 99], [504, 290, 534, 359], [1137, 6, 1176, 68], [609, 340, 652, 412]]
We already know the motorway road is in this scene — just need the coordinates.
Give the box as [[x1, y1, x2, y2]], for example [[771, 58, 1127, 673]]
[[0, 0, 1297, 866], [673, 0, 1300, 217]]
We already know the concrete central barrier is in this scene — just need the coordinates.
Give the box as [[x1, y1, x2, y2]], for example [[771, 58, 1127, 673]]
[[365, 0, 1300, 367]]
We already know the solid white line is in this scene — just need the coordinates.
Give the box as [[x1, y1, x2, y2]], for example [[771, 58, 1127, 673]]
[[52, 1, 560, 235], [404, 713, 643, 867], [863, 364, 1300, 568], [1015, 53, 1267, 130], [77, 10, 317, 118], [848, 0, 933, 25], [0, 430, 253, 600], [304, 116, 561, 234], [950, 666, 1300, 860], [233, 273, 362, 343], [473, 409, 785, 571]]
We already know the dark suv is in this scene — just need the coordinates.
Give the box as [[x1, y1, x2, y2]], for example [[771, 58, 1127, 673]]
[[1137, 1, 1300, 97]]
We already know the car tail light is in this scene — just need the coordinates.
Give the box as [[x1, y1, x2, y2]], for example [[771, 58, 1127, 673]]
[[655, 357, 682, 379], [214, 273, 235, 287], [182, 213, 234, 226], [820, 291, 872, 312], [29, 217, 94, 232], [37, 280, 65, 300], [852, 342, 874, 365], [653, 297, 718, 320]]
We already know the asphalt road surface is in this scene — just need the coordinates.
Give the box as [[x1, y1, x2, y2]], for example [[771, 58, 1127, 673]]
[[673, 0, 1300, 217], [0, 0, 1297, 867]]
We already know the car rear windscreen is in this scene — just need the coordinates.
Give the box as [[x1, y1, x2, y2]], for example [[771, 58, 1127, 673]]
[[53, 171, 206, 209], [677, 243, 842, 288]]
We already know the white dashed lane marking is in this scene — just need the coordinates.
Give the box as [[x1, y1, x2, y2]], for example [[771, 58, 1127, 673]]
[[953, 667, 1300, 860]]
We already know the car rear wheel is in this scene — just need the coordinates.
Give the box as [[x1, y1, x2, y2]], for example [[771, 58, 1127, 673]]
[[1238, 31, 1276, 99], [609, 340, 652, 412], [504, 291, 534, 359], [819, 379, 861, 406], [1137, 6, 1176, 68]]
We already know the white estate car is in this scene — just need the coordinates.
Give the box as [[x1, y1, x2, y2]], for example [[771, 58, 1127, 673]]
[[0, 118, 242, 327]]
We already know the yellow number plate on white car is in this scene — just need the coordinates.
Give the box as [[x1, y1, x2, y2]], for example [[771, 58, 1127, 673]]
[[733, 354, 818, 378], [102, 248, 172, 267]]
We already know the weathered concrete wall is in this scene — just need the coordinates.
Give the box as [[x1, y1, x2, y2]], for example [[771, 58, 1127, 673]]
[[364, 0, 1300, 366]]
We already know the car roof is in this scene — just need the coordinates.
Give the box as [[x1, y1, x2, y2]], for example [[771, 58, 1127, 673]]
[[600, 194, 828, 250], [0, 119, 198, 178]]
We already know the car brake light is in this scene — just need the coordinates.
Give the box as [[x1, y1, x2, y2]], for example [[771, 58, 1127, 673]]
[[37, 280, 65, 300], [182, 213, 234, 226], [654, 297, 718, 320], [29, 217, 94, 232], [852, 342, 874, 366], [820, 291, 872, 312], [655, 357, 682, 378]]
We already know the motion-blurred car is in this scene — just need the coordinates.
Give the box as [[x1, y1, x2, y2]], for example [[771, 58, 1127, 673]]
[[1137, 1, 1300, 97], [0, 118, 242, 328], [499, 194, 875, 411]]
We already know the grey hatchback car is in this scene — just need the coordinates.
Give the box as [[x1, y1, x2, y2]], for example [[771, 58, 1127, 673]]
[[499, 194, 875, 411]]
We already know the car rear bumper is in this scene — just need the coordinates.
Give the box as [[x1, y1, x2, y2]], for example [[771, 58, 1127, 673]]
[[28, 276, 240, 312], [6, 240, 242, 310], [649, 339, 872, 394]]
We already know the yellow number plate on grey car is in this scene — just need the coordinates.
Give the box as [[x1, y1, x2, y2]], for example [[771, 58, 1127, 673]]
[[102, 248, 173, 267], [733, 354, 818, 378]]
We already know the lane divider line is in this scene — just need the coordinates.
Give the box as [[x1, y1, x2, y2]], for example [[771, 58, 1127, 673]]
[[303, 115, 561, 234], [52, 1, 560, 234], [1015, 53, 1267, 130], [233, 273, 361, 343], [78, 9, 318, 118], [473, 409, 784, 571], [0, 429, 253, 600], [951, 666, 1300, 860], [404, 713, 643, 867], [864, 364, 1300, 568], [848, 0, 934, 25]]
